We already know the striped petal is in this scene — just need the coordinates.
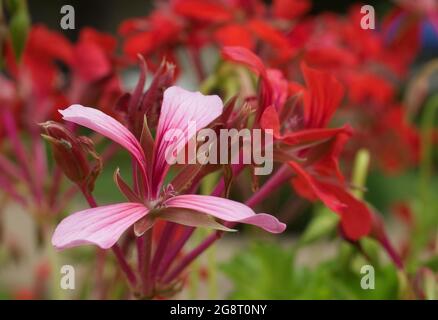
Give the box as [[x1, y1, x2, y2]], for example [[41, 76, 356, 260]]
[[59, 104, 147, 178], [163, 195, 286, 234], [153, 86, 223, 190], [52, 203, 149, 249]]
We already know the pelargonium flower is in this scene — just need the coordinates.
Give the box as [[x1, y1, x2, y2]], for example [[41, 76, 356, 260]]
[[120, 0, 300, 71], [52, 86, 286, 250], [223, 46, 371, 240], [260, 64, 373, 240]]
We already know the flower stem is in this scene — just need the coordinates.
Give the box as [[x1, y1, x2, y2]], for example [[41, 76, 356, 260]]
[[137, 230, 153, 297], [112, 244, 137, 288], [163, 231, 222, 284], [351, 149, 370, 199], [156, 227, 195, 279], [245, 164, 293, 208], [150, 222, 176, 281]]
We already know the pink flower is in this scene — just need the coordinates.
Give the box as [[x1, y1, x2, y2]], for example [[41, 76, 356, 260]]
[[52, 86, 285, 250]]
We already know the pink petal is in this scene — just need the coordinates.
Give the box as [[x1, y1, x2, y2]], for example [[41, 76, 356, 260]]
[[59, 105, 147, 177], [163, 195, 286, 234], [52, 203, 149, 249], [153, 86, 223, 188]]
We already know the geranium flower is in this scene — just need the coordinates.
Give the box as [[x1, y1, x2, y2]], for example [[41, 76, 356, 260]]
[[52, 86, 285, 250], [223, 46, 371, 240], [120, 0, 299, 70], [261, 64, 373, 240]]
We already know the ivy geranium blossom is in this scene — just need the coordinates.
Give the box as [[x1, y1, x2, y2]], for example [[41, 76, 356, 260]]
[[52, 86, 286, 250]]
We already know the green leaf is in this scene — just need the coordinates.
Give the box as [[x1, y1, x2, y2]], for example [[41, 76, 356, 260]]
[[221, 242, 295, 299], [221, 241, 400, 299], [8, 0, 29, 62]]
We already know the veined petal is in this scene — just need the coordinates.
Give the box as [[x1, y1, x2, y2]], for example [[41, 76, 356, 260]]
[[59, 105, 147, 178], [163, 195, 286, 234], [52, 203, 149, 249], [153, 86, 223, 188], [301, 62, 344, 129]]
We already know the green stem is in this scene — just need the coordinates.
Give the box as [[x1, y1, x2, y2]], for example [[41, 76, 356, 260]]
[[417, 94, 438, 250], [351, 149, 370, 200]]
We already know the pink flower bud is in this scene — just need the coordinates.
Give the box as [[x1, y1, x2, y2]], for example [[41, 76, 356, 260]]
[[40, 121, 102, 192]]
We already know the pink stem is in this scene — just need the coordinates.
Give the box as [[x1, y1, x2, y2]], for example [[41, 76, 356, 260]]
[[156, 227, 195, 279], [137, 231, 153, 296], [245, 165, 293, 208], [149, 222, 177, 280], [112, 244, 138, 288], [377, 231, 404, 270], [162, 231, 222, 284], [2, 108, 42, 204]]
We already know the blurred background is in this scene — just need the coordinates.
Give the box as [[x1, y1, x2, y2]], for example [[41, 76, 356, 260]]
[[1, 0, 437, 300]]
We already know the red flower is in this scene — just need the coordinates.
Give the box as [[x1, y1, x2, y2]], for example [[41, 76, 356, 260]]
[[260, 62, 373, 240], [119, 0, 297, 70], [72, 28, 117, 82], [222, 46, 289, 119]]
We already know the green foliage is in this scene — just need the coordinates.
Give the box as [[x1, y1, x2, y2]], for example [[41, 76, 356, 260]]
[[299, 207, 339, 245], [221, 242, 400, 299], [424, 256, 438, 272], [5, 0, 30, 61], [92, 146, 132, 203]]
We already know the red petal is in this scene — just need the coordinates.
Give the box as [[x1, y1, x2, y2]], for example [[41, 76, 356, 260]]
[[273, 0, 311, 20], [301, 62, 344, 128], [79, 28, 117, 53], [282, 126, 352, 146], [289, 161, 372, 240], [26, 25, 74, 65], [222, 46, 266, 76], [260, 105, 281, 137], [214, 24, 254, 49], [123, 32, 156, 59], [248, 19, 295, 60], [173, 0, 233, 22], [74, 41, 111, 81]]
